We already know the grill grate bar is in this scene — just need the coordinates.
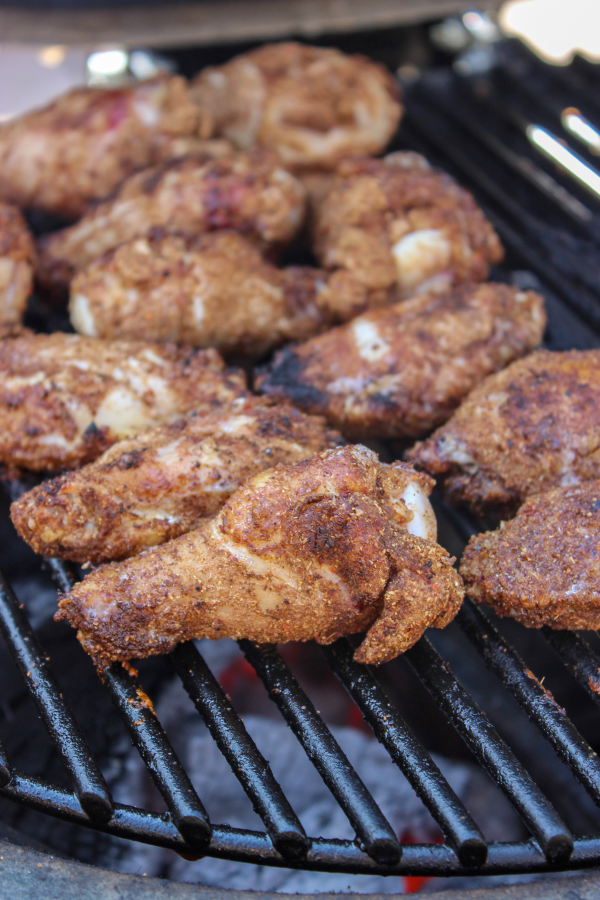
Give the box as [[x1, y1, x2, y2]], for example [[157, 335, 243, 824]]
[[171, 640, 308, 860], [405, 636, 573, 863], [0, 569, 113, 822], [543, 629, 600, 708], [322, 636, 487, 866], [240, 640, 401, 867], [0, 734, 11, 787], [459, 601, 600, 806]]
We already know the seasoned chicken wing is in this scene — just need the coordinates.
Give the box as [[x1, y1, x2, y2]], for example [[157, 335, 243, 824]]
[[69, 231, 337, 357], [257, 283, 546, 441], [12, 395, 342, 563], [36, 150, 306, 294], [408, 349, 600, 518], [0, 204, 35, 325], [0, 75, 201, 221], [460, 481, 600, 630], [0, 330, 245, 473], [311, 152, 504, 320], [189, 42, 402, 170], [56, 445, 463, 668]]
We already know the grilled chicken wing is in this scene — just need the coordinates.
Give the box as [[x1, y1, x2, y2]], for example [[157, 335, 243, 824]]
[[460, 481, 600, 630], [0, 75, 201, 221], [0, 330, 245, 472], [408, 349, 600, 518], [36, 150, 306, 294], [257, 283, 546, 441], [12, 396, 342, 563], [0, 204, 35, 325], [189, 42, 402, 170], [56, 445, 463, 668], [311, 152, 504, 320], [69, 231, 337, 357]]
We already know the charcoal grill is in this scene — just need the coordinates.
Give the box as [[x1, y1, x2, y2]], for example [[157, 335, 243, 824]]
[[2, 33, 600, 894]]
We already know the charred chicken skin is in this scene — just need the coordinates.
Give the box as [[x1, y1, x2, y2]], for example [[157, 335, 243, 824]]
[[408, 349, 600, 518], [189, 42, 402, 171], [0, 330, 245, 473], [69, 231, 338, 357], [460, 481, 600, 630], [257, 283, 546, 441], [311, 152, 504, 320], [12, 396, 342, 563], [56, 445, 463, 668], [36, 150, 306, 294], [0, 75, 201, 221], [0, 204, 35, 325]]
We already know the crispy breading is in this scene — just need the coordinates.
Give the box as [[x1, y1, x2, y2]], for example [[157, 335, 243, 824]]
[[0, 75, 201, 220], [257, 282, 546, 441], [0, 204, 35, 326], [460, 481, 600, 629], [189, 43, 402, 170], [0, 330, 246, 472], [311, 152, 504, 319], [12, 395, 342, 563], [55, 445, 463, 668], [408, 349, 600, 518], [36, 150, 307, 294], [69, 231, 337, 357]]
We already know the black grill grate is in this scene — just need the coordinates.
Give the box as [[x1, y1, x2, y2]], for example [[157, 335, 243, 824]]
[[2, 39, 600, 882]]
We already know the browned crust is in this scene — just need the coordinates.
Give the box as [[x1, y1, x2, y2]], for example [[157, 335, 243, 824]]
[[0, 203, 35, 325]]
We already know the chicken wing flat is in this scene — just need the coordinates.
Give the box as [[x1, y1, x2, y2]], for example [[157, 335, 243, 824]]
[[311, 152, 504, 320], [69, 231, 335, 357], [408, 349, 600, 518], [56, 445, 463, 668], [460, 481, 600, 630], [189, 42, 402, 170], [12, 396, 342, 563], [0, 204, 35, 326], [0, 330, 245, 472], [36, 150, 306, 294], [257, 283, 546, 441], [0, 75, 200, 221]]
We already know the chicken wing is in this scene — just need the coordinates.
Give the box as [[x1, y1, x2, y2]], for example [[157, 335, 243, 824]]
[[12, 396, 342, 563], [310, 152, 504, 320], [0, 75, 201, 221], [257, 282, 546, 441], [36, 150, 307, 294], [55, 445, 463, 668], [408, 349, 600, 518], [0, 204, 35, 326], [0, 330, 245, 473], [189, 42, 402, 170], [460, 481, 600, 630], [69, 231, 335, 357]]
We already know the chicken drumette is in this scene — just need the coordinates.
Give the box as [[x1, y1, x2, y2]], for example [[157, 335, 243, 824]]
[[257, 282, 546, 441], [56, 445, 463, 668], [310, 152, 504, 320], [408, 349, 600, 518], [0, 204, 35, 325], [12, 396, 342, 563], [0, 75, 203, 221], [70, 231, 337, 357], [189, 42, 402, 170], [0, 330, 245, 472], [36, 150, 306, 294], [460, 481, 600, 630]]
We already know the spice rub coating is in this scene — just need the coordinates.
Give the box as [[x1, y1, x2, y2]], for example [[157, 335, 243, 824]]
[[12, 396, 342, 563], [37, 150, 306, 293], [189, 42, 402, 170], [409, 349, 600, 518], [460, 481, 600, 629], [0, 330, 246, 472], [0, 204, 35, 326], [56, 445, 463, 668], [257, 282, 546, 441]]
